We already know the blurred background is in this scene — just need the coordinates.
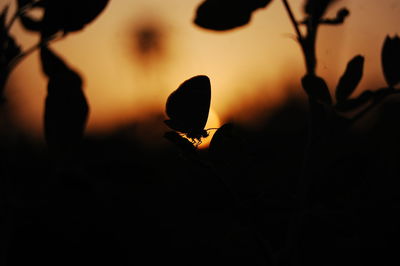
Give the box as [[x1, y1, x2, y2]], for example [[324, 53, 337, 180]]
[[3, 1, 400, 265], [2, 0, 399, 148]]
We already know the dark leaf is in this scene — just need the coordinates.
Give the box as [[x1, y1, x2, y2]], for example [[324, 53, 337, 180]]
[[304, 0, 337, 21], [208, 123, 235, 161], [209, 123, 234, 152], [164, 131, 197, 154], [17, 0, 35, 8], [209, 123, 251, 165], [320, 7, 349, 25], [39, 0, 109, 38], [40, 43, 69, 77], [382, 35, 400, 87], [301, 74, 332, 105], [335, 90, 373, 112], [194, 0, 273, 31], [17, 1, 45, 32], [17, 0, 46, 9], [335, 55, 364, 102], [19, 13, 42, 32], [40, 46, 89, 154], [0, 6, 22, 101], [0, 5, 8, 24]]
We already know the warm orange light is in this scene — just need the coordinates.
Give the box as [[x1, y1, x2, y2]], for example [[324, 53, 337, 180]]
[[5, 0, 398, 144], [198, 108, 221, 149]]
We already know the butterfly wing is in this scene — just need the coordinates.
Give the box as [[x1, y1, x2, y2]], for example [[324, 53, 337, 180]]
[[165, 75, 211, 136]]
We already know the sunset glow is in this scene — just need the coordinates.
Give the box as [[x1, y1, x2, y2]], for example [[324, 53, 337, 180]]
[[199, 108, 221, 149], [3, 0, 400, 144]]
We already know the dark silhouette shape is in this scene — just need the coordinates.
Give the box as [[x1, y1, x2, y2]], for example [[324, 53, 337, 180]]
[[164, 130, 197, 155], [208, 122, 250, 165], [303, 0, 338, 21], [0, 6, 21, 101], [194, 0, 273, 31], [315, 7, 349, 25], [335, 55, 364, 102], [40, 45, 89, 156], [164, 75, 211, 143], [0, 0, 110, 103], [334, 90, 373, 112], [4, 1, 400, 266], [18, 0, 110, 38], [381, 35, 400, 88], [209, 123, 234, 155], [301, 74, 332, 105]]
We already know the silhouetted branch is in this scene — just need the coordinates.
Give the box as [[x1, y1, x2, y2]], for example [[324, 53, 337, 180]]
[[5, 0, 38, 32], [282, 0, 303, 43]]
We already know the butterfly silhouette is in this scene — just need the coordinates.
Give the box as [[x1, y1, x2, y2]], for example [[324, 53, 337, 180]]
[[164, 75, 211, 144]]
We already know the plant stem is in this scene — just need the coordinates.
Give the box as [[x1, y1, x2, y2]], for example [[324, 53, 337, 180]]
[[282, 0, 303, 42], [279, 1, 325, 265]]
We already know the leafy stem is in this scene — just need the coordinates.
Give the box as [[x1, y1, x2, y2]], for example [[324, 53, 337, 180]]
[[279, 1, 328, 265], [282, 0, 318, 75]]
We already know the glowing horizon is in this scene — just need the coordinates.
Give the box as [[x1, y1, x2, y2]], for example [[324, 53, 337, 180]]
[[3, 0, 399, 143]]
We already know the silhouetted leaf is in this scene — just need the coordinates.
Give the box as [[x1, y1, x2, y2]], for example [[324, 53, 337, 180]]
[[165, 75, 211, 142], [335, 55, 364, 102], [21, 0, 109, 38], [382, 35, 400, 87], [0, 6, 21, 101], [40, 43, 68, 77], [40, 46, 89, 154], [164, 131, 196, 155], [0, 6, 21, 63], [301, 74, 332, 105], [17, 0, 35, 8], [335, 90, 373, 112], [17, 0, 46, 9], [208, 123, 234, 161], [194, 0, 273, 31], [304, 0, 337, 21], [320, 7, 349, 25], [19, 13, 42, 32], [209, 123, 248, 164], [17, 1, 45, 33]]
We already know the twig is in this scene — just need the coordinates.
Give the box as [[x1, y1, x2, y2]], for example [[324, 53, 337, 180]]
[[5, 1, 36, 33], [281, 0, 303, 43]]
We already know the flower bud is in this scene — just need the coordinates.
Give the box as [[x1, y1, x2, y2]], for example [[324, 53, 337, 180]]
[[382, 35, 400, 87]]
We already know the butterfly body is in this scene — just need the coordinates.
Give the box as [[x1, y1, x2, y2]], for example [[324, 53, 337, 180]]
[[165, 75, 211, 143]]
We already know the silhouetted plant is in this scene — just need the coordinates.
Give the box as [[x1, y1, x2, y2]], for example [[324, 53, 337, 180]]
[[0, 0, 109, 153], [2, 0, 400, 265], [163, 0, 400, 265], [40, 45, 89, 159]]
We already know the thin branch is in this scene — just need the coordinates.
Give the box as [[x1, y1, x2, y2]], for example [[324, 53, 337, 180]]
[[5, 1, 35, 33], [282, 0, 303, 43]]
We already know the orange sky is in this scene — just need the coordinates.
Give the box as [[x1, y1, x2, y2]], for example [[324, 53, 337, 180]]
[[3, 0, 400, 144]]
